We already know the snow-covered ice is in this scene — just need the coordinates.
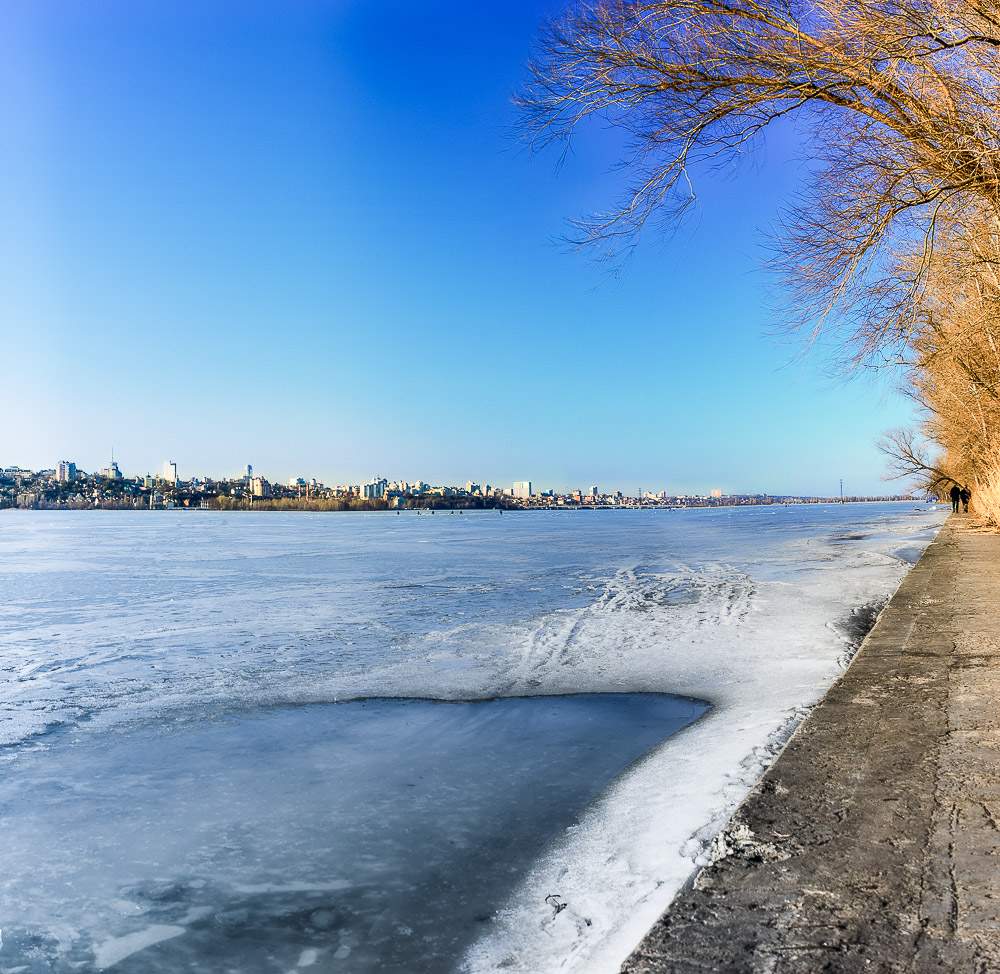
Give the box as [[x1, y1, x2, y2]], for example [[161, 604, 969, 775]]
[[0, 503, 946, 972]]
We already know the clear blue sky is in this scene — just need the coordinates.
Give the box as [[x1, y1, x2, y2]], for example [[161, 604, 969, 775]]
[[1, 0, 917, 496]]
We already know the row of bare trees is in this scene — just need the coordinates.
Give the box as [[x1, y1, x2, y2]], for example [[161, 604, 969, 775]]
[[521, 0, 1000, 520]]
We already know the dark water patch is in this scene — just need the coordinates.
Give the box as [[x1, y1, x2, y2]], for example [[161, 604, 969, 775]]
[[893, 545, 925, 565], [0, 693, 708, 974], [837, 598, 888, 664]]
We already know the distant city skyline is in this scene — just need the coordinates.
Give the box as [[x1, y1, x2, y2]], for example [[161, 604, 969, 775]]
[[2, 448, 908, 499], [2, 0, 920, 497], [2, 460, 915, 516], [5, 452, 904, 502]]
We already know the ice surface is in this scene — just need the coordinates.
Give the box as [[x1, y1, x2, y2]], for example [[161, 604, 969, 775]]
[[94, 926, 186, 970], [0, 504, 947, 972], [0, 694, 705, 972]]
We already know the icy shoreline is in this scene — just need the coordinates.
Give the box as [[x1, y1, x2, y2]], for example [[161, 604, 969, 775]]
[[0, 504, 947, 972], [460, 699, 816, 973], [460, 510, 947, 974]]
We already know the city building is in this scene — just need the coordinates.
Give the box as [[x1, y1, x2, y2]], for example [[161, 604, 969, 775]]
[[363, 478, 388, 500], [0, 460, 918, 512]]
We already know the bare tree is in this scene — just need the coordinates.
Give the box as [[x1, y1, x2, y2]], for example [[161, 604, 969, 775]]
[[877, 426, 952, 493], [819, 194, 1000, 515], [520, 0, 1000, 364]]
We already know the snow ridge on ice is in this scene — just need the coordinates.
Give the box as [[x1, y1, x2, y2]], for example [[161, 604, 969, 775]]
[[94, 925, 185, 969]]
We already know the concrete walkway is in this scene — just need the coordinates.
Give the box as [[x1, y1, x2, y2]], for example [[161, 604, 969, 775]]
[[621, 516, 1000, 973]]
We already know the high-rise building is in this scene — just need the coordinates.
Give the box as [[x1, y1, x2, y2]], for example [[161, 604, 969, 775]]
[[56, 460, 77, 482], [711, 488, 723, 499], [163, 460, 178, 485], [363, 478, 388, 500], [513, 481, 532, 500], [245, 464, 253, 481]]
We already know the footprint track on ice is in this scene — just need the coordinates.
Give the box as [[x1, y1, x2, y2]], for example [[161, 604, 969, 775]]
[[505, 567, 756, 689]]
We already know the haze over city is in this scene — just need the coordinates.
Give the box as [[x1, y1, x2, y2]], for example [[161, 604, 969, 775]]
[[2, 0, 917, 495]]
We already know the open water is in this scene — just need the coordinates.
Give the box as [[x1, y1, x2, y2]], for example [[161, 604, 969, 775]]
[[0, 504, 946, 973]]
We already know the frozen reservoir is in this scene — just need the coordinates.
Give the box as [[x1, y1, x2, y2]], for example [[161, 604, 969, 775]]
[[0, 504, 946, 972]]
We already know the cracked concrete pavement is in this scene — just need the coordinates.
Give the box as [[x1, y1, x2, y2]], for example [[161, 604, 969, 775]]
[[621, 516, 1000, 973]]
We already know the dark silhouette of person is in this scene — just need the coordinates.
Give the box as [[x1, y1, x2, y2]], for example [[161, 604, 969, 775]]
[[950, 484, 961, 512], [961, 487, 971, 513]]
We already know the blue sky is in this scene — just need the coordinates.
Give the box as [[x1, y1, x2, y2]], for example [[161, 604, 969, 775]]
[[1, 0, 917, 496]]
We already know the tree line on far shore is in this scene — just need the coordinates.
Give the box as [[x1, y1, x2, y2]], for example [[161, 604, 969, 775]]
[[521, 0, 1000, 523]]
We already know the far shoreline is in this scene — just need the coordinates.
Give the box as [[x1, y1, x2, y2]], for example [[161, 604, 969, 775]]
[[0, 497, 931, 514]]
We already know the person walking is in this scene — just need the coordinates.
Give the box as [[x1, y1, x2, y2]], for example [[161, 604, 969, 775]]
[[950, 484, 961, 512], [961, 487, 971, 513]]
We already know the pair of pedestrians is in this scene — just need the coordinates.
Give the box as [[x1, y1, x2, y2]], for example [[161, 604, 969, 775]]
[[950, 484, 971, 513]]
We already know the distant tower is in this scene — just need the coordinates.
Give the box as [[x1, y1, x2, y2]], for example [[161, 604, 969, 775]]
[[245, 464, 253, 481], [163, 460, 178, 486], [101, 451, 122, 480]]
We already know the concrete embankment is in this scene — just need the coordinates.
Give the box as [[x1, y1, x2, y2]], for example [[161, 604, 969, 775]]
[[621, 516, 1000, 973]]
